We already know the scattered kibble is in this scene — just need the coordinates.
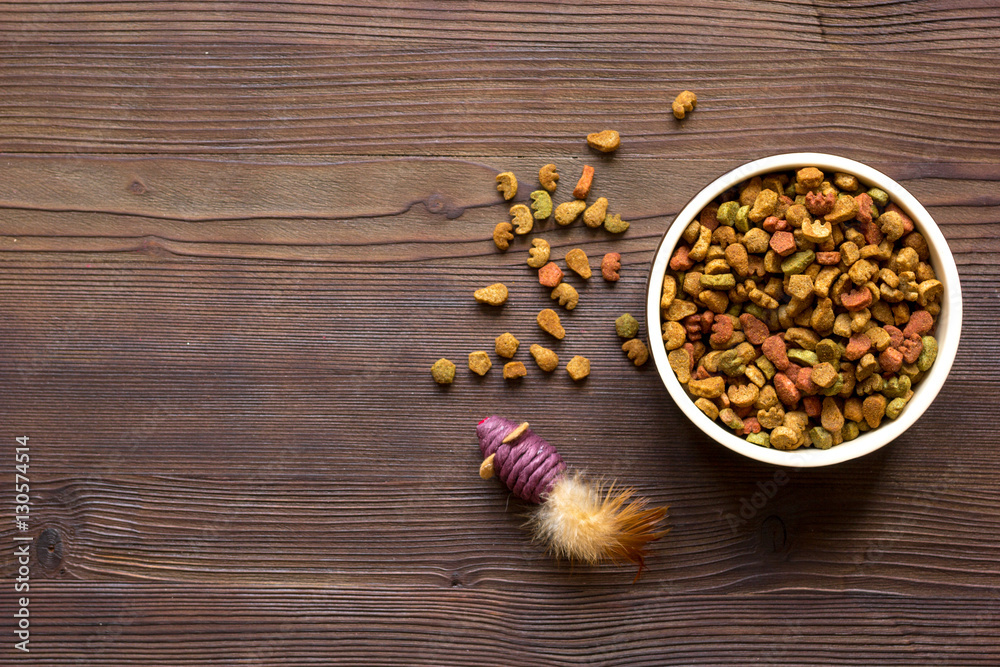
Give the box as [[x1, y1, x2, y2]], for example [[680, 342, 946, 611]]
[[565, 248, 592, 279], [468, 351, 492, 376], [493, 222, 514, 251], [496, 172, 517, 200], [551, 283, 579, 310], [672, 90, 697, 120], [622, 339, 649, 366], [616, 313, 639, 339], [510, 204, 533, 235], [567, 355, 591, 380], [604, 213, 629, 234], [530, 190, 552, 220], [431, 358, 456, 385], [601, 252, 621, 282], [474, 283, 508, 306], [527, 238, 551, 268], [503, 361, 527, 379], [530, 344, 559, 372], [538, 262, 564, 287], [537, 308, 566, 339], [586, 130, 620, 153], [583, 197, 609, 228], [495, 332, 520, 359], [573, 165, 595, 200], [555, 200, 586, 226], [538, 164, 559, 192]]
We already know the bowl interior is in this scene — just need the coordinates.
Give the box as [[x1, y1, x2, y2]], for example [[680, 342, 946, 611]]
[[646, 152, 962, 467]]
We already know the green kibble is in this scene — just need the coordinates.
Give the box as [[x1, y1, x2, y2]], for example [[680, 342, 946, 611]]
[[781, 250, 816, 275], [726, 302, 743, 318], [815, 338, 843, 364], [700, 273, 736, 290], [743, 303, 766, 321], [755, 356, 777, 380], [787, 348, 819, 367], [717, 201, 739, 227], [529, 190, 553, 220], [867, 187, 889, 207], [885, 397, 908, 420], [809, 426, 833, 450], [747, 432, 771, 448], [719, 349, 747, 377], [820, 374, 844, 397], [720, 408, 743, 431], [735, 205, 751, 233], [882, 375, 911, 399], [842, 422, 860, 441], [431, 358, 456, 385], [615, 313, 639, 339], [917, 335, 938, 372]]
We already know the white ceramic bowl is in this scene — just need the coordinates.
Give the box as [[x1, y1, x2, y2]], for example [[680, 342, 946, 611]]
[[646, 153, 962, 467]]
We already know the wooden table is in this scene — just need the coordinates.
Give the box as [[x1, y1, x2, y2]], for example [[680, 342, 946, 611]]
[[2, 2, 999, 664]]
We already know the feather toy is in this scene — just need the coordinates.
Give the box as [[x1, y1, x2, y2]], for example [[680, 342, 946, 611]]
[[476, 416, 668, 573]]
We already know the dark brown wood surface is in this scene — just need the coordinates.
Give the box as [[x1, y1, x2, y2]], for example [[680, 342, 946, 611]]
[[1, 2, 999, 664]]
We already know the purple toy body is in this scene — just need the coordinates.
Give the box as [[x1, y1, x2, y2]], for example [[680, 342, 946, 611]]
[[477, 416, 567, 504]]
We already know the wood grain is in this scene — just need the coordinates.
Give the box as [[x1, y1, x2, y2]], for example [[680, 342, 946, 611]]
[[2, 2, 1000, 663], [1, 46, 999, 157]]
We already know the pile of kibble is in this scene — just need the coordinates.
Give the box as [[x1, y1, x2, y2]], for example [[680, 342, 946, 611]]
[[431, 130, 657, 385], [662, 166, 942, 450]]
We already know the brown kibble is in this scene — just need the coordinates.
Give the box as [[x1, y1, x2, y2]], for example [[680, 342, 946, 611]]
[[672, 90, 697, 119], [538, 262, 564, 287], [566, 355, 591, 380], [586, 130, 621, 153], [770, 426, 800, 451], [527, 238, 551, 268], [749, 189, 778, 223], [825, 195, 859, 224], [573, 165, 595, 200], [688, 376, 725, 398], [473, 283, 508, 306], [621, 339, 649, 366], [468, 351, 492, 376], [537, 308, 566, 339], [796, 167, 824, 191], [530, 344, 559, 372], [431, 358, 456, 385], [668, 348, 691, 383], [493, 222, 514, 251], [662, 321, 686, 349], [555, 200, 586, 226], [725, 243, 750, 277], [503, 361, 527, 379], [509, 204, 533, 235], [583, 197, 609, 228], [810, 362, 839, 388], [565, 248, 592, 279], [602, 252, 621, 282], [538, 164, 559, 192], [494, 332, 520, 359], [551, 283, 579, 310], [844, 397, 864, 422], [862, 394, 888, 428], [495, 171, 517, 200]]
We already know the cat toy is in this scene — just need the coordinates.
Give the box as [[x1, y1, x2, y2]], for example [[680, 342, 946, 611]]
[[476, 415, 668, 572]]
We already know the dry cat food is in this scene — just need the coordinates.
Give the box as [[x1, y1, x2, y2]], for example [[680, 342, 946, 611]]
[[622, 339, 649, 366], [586, 130, 621, 153], [537, 261, 564, 287], [573, 165, 595, 199], [474, 283, 508, 306], [538, 164, 559, 192], [537, 308, 566, 339], [672, 91, 697, 120], [496, 171, 518, 200], [495, 332, 520, 359], [550, 283, 579, 310], [530, 190, 552, 220], [509, 204, 533, 235], [564, 248, 591, 279], [530, 344, 559, 372], [566, 355, 591, 380], [663, 166, 943, 450], [468, 351, 492, 376], [601, 252, 621, 282], [503, 361, 527, 379], [616, 313, 639, 339], [431, 358, 456, 385], [493, 221, 514, 251], [555, 200, 586, 226]]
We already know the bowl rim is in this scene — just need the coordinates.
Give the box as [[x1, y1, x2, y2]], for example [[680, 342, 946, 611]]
[[645, 152, 963, 467]]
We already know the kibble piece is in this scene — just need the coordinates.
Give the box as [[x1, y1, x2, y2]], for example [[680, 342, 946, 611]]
[[496, 171, 517, 200], [668, 348, 691, 383], [538, 262, 564, 287], [616, 313, 639, 339], [602, 252, 621, 282], [696, 398, 720, 420], [555, 200, 586, 226], [551, 283, 579, 310], [573, 165, 595, 200], [565, 248, 592, 279], [503, 361, 527, 379], [662, 321, 686, 349], [537, 308, 566, 339], [566, 355, 591, 380], [529, 344, 559, 372], [672, 90, 697, 119], [583, 197, 609, 228], [529, 191, 552, 221], [604, 213, 630, 234], [495, 332, 520, 359], [538, 164, 559, 192], [862, 394, 887, 428], [431, 358, 456, 385], [474, 283, 508, 306], [493, 222, 514, 251], [527, 238, 551, 268], [586, 130, 620, 153], [622, 339, 649, 366], [509, 204, 533, 235], [468, 351, 492, 376]]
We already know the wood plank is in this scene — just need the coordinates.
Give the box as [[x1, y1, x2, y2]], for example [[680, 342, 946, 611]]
[[1, 46, 998, 157], [1, 0, 998, 48], [19, 584, 1000, 665]]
